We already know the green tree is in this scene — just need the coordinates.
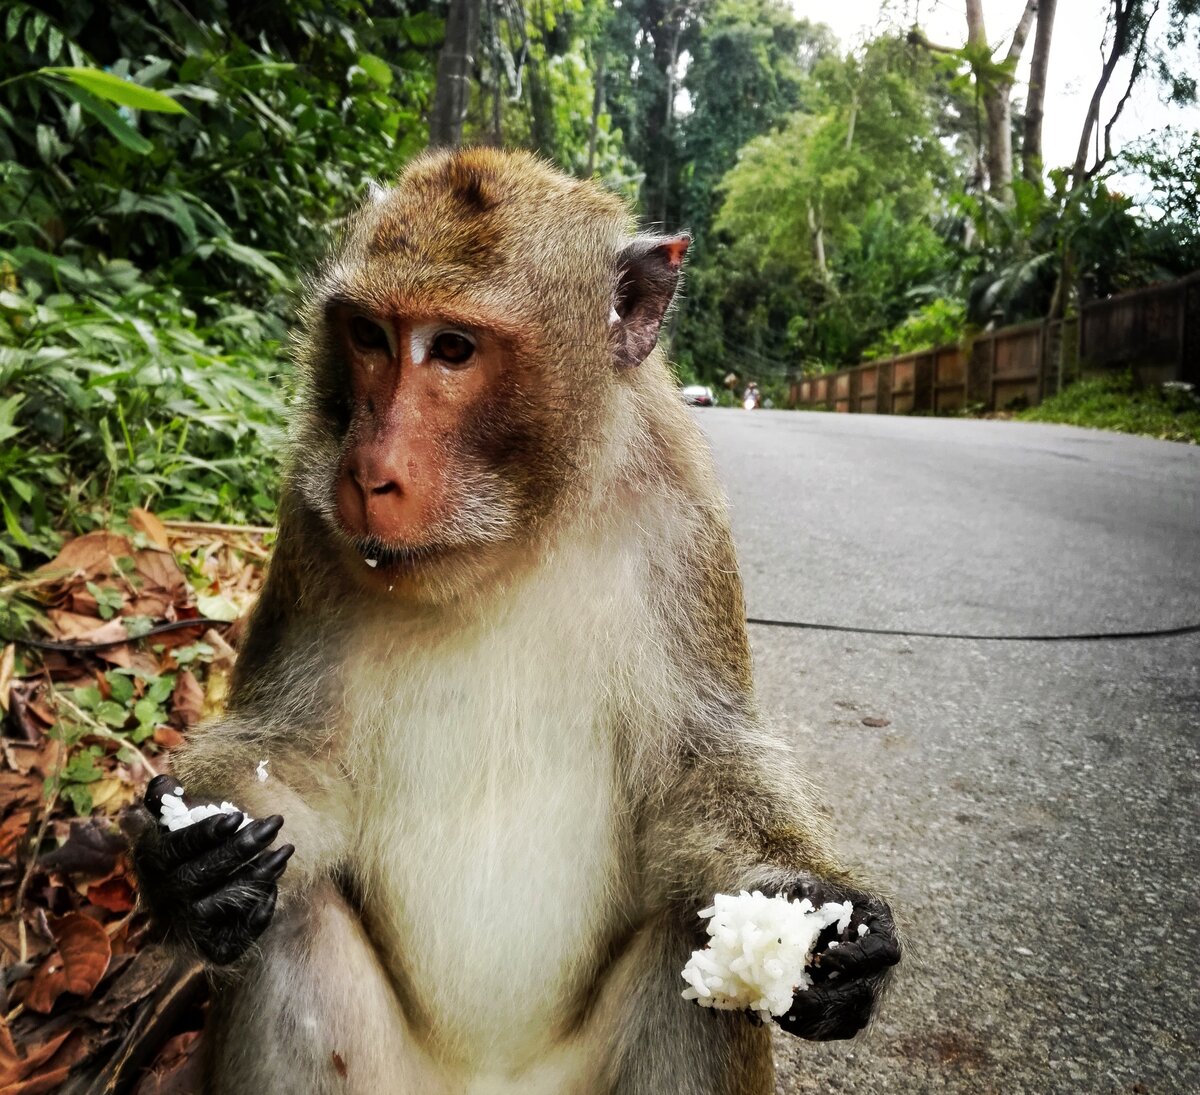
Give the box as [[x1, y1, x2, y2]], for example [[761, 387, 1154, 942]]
[[678, 0, 834, 236], [691, 37, 960, 374]]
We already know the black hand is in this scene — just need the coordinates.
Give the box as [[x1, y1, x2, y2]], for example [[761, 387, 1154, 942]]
[[773, 877, 901, 1042], [129, 774, 293, 966]]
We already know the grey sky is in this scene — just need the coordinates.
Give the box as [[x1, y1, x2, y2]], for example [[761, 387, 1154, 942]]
[[795, 0, 1200, 174]]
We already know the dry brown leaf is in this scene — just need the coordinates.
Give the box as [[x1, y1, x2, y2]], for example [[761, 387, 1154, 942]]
[[129, 508, 170, 550], [134, 1030, 205, 1095], [89, 778, 136, 816], [170, 671, 205, 729], [202, 664, 231, 720], [0, 1026, 71, 1087], [0, 645, 14, 712], [0, 810, 32, 859], [202, 628, 236, 668], [24, 913, 112, 1014], [0, 1063, 74, 1095], [86, 876, 136, 914], [35, 532, 133, 583], [44, 612, 128, 645], [153, 725, 186, 750], [0, 770, 40, 812], [132, 549, 187, 599], [0, 741, 40, 776], [125, 592, 177, 619]]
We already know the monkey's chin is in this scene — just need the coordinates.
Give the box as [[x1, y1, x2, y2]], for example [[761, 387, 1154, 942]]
[[340, 537, 522, 607]]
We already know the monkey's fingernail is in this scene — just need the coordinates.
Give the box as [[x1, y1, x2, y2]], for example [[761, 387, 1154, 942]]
[[246, 816, 284, 842], [215, 812, 243, 835], [256, 845, 294, 877]]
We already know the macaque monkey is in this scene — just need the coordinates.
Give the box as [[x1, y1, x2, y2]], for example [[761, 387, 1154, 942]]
[[130, 148, 899, 1094]]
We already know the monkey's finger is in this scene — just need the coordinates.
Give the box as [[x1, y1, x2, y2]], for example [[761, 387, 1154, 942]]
[[818, 930, 901, 979], [244, 844, 294, 884], [776, 977, 875, 1041], [190, 878, 274, 924], [247, 886, 278, 935], [144, 775, 184, 820], [173, 817, 284, 894], [158, 810, 246, 869]]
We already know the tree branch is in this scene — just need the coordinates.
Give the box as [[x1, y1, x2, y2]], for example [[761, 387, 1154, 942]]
[[1006, 0, 1040, 64], [1096, 0, 1158, 175], [1071, 0, 1132, 182]]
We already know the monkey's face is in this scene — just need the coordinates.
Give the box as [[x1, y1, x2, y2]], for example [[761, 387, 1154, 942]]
[[325, 300, 535, 591], [291, 148, 687, 605]]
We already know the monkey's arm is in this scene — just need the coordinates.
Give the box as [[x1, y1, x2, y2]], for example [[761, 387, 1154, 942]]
[[645, 736, 901, 1041]]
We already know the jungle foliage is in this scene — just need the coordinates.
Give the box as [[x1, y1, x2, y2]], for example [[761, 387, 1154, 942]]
[[2, 0, 1199, 562]]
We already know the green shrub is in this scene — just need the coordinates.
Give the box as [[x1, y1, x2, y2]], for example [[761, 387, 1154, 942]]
[[1019, 372, 1200, 444], [0, 250, 286, 565]]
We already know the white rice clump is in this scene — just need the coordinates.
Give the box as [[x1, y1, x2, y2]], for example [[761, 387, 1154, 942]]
[[681, 890, 857, 1018], [158, 784, 253, 832]]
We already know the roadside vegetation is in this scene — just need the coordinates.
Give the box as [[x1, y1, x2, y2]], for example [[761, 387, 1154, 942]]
[[1019, 374, 1200, 443]]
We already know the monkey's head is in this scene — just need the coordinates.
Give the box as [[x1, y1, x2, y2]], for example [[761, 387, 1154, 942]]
[[290, 147, 689, 604]]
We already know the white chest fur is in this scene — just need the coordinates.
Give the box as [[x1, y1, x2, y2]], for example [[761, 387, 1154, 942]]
[[341, 559, 635, 1080]]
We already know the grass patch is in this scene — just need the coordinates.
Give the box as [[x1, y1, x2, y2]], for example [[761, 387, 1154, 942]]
[[1019, 372, 1200, 443]]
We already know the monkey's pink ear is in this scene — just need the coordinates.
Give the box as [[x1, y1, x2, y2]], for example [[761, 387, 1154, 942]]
[[611, 234, 690, 368]]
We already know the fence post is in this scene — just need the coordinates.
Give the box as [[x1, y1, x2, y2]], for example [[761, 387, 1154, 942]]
[[878, 359, 893, 414], [915, 352, 934, 412], [966, 335, 992, 409], [1185, 275, 1200, 386]]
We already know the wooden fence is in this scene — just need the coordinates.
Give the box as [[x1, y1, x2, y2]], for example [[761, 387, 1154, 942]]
[[791, 271, 1199, 414]]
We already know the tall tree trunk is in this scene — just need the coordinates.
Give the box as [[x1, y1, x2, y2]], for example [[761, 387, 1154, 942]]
[[964, 0, 1037, 202], [656, 20, 684, 226], [430, 0, 482, 148], [526, 1, 557, 158], [1053, 0, 1152, 318], [1022, 0, 1057, 182], [807, 200, 826, 277]]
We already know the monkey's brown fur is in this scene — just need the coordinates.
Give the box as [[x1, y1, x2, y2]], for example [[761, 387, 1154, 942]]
[[166, 148, 891, 1094]]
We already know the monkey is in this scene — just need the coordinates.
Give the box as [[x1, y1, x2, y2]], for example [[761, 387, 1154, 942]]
[[128, 147, 900, 1095]]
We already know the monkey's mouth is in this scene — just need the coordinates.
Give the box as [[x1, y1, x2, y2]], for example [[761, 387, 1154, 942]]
[[353, 539, 449, 573]]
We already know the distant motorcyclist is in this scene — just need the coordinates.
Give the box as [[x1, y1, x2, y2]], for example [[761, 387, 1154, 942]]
[[742, 381, 761, 410]]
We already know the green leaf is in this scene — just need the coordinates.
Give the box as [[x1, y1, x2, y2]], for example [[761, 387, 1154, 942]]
[[61, 782, 94, 816], [42, 67, 187, 113], [133, 696, 160, 725], [105, 671, 135, 703], [146, 675, 175, 704], [129, 722, 157, 744], [358, 54, 393, 88], [63, 750, 103, 783], [196, 592, 240, 622], [96, 701, 129, 727], [46, 78, 154, 154], [72, 686, 103, 710], [6, 6, 24, 42]]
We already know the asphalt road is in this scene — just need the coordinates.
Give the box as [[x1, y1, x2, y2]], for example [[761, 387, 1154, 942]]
[[692, 409, 1200, 1095]]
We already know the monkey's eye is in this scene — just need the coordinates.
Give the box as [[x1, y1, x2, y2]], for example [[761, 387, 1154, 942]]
[[350, 316, 390, 352], [431, 331, 475, 367]]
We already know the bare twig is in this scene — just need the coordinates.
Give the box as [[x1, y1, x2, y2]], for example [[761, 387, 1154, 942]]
[[162, 519, 274, 535], [14, 736, 63, 963], [1097, 1, 1158, 173]]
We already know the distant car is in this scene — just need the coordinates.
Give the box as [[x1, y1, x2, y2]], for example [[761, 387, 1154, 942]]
[[681, 385, 716, 406]]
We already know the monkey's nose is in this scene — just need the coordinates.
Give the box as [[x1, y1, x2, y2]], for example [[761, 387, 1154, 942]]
[[348, 457, 403, 500]]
